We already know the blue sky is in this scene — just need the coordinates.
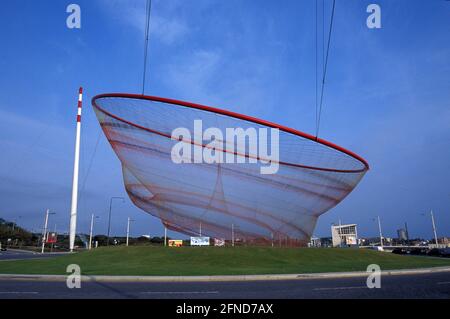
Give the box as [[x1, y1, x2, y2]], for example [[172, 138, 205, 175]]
[[0, 0, 449, 240]]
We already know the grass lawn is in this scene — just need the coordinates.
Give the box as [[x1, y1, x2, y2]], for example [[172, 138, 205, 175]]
[[0, 246, 449, 276]]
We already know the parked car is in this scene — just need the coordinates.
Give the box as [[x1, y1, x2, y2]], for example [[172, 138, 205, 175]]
[[409, 248, 428, 255], [428, 248, 441, 257], [441, 248, 450, 258], [428, 248, 450, 258], [392, 248, 407, 255]]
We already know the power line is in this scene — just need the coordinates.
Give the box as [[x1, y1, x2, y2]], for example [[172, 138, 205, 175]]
[[315, 0, 336, 139], [142, 0, 152, 95]]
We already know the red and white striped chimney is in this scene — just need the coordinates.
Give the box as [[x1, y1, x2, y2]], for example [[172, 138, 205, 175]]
[[69, 87, 83, 252]]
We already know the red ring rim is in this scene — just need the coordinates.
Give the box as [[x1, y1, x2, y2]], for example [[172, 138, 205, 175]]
[[92, 93, 370, 173]]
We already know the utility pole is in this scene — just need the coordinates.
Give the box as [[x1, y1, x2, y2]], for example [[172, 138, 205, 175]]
[[164, 226, 167, 246], [231, 223, 235, 247], [430, 210, 438, 245], [12, 216, 22, 232], [126, 217, 134, 247], [69, 87, 83, 253], [41, 210, 55, 254], [404, 222, 409, 240], [51, 223, 57, 253], [11, 218, 16, 232], [89, 214, 99, 250], [377, 216, 383, 248], [199, 222, 202, 236], [107, 197, 125, 246]]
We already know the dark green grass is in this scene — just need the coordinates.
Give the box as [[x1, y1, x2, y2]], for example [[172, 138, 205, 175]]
[[0, 246, 449, 276]]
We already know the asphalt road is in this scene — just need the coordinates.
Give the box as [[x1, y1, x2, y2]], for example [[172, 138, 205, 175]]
[[0, 250, 67, 261], [0, 272, 449, 299]]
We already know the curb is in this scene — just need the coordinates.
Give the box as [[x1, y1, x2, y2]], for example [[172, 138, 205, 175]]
[[0, 266, 449, 283], [2, 249, 70, 255], [3, 249, 39, 255]]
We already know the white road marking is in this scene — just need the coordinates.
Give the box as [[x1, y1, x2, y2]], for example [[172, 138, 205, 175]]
[[0, 292, 39, 295], [141, 291, 219, 295], [437, 282, 450, 285], [313, 286, 367, 291]]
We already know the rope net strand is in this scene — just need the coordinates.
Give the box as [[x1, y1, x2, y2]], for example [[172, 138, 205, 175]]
[[92, 94, 368, 246]]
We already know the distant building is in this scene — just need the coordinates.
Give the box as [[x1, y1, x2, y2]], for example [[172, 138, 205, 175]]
[[331, 224, 358, 247], [360, 237, 382, 246], [320, 237, 333, 248], [437, 237, 449, 247], [308, 236, 321, 247], [397, 229, 408, 241]]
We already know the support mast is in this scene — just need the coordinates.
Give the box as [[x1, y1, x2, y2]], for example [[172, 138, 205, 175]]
[[69, 87, 83, 252]]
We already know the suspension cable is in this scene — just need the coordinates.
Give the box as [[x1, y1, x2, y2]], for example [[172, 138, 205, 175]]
[[315, 0, 318, 134], [142, 0, 152, 95], [315, 0, 336, 139], [322, 0, 325, 75], [78, 127, 102, 204]]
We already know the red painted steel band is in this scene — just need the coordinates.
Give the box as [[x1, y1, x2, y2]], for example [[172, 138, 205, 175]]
[[92, 93, 370, 173]]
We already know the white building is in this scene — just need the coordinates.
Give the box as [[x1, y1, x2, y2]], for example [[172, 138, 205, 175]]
[[308, 236, 321, 247], [331, 224, 358, 247]]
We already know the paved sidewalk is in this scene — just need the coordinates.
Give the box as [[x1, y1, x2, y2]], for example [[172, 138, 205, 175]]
[[0, 266, 449, 283]]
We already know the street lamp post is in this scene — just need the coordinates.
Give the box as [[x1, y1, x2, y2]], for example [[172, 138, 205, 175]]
[[12, 216, 21, 232], [231, 223, 235, 247], [377, 216, 383, 248], [421, 210, 439, 245], [372, 216, 383, 248], [107, 197, 125, 246], [126, 217, 135, 247], [41, 209, 55, 254], [430, 210, 438, 245], [89, 214, 99, 250]]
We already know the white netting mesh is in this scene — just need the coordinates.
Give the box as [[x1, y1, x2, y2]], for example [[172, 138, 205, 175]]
[[93, 95, 368, 245]]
